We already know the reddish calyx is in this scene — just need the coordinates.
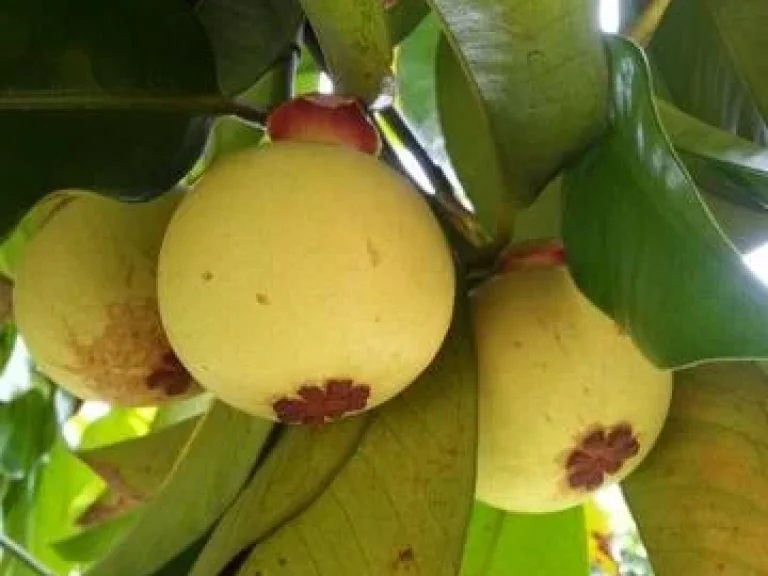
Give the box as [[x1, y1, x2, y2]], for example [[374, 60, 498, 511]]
[[496, 239, 566, 273], [266, 93, 381, 155]]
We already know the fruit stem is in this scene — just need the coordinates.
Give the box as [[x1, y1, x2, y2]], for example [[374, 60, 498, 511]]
[[0, 92, 268, 127]]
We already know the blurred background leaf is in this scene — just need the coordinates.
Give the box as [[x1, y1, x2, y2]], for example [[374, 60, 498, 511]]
[[460, 502, 588, 576]]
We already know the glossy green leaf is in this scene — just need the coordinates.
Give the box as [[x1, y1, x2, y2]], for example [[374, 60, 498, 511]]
[[562, 36, 768, 368], [300, 0, 393, 102], [649, 0, 768, 144], [87, 403, 273, 576], [430, 0, 607, 237], [395, 14, 445, 161], [700, 194, 768, 255], [189, 416, 369, 576], [657, 99, 768, 255], [659, 99, 768, 209], [0, 389, 56, 479], [623, 362, 768, 575], [460, 501, 588, 576], [76, 418, 198, 526], [238, 299, 477, 575], [195, 0, 302, 95], [0, 0, 217, 236], [386, 0, 429, 45]]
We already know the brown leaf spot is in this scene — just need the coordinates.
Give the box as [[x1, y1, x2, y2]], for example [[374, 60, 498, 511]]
[[273, 379, 370, 425], [255, 293, 270, 305], [565, 422, 640, 491], [392, 547, 415, 571], [201, 271, 213, 282]]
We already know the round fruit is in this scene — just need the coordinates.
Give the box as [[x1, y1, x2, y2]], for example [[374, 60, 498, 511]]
[[14, 190, 197, 406], [472, 258, 672, 513], [158, 142, 455, 424]]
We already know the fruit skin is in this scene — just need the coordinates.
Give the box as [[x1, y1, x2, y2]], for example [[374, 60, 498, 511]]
[[14, 190, 197, 406], [472, 264, 672, 513], [158, 142, 455, 423]]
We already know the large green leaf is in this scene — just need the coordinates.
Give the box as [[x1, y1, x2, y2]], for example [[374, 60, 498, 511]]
[[87, 403, 273, 576], [195, 0, 303, 95], [3, 440, 103, 575], [51, 512, 139, 564], [0, 0, 217, 236], [236, 299, 477, 575], [76, 418, 198, 526], [189, 416, 370, 576], [431, 0, 607, 237], [0, 389, 56, 479], [460, 502, 588, 575], [300, 0, 393, 102], [562, 36, 768, 369], [395, 15, 445, 160], [659, 100, 768, 209], [623, 362, 768, 575], [649, 0, 768, 144]]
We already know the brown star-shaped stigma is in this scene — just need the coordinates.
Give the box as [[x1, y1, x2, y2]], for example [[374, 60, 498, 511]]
[[273, 379, 371, 425], [565, 423, 640, 491], [146, 351, 192, 397]]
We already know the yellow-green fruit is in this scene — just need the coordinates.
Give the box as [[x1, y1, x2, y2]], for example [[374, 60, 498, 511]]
[[472, 264, 672, 513], [14, 190, 197, 406], [158, 142, 455, 423]]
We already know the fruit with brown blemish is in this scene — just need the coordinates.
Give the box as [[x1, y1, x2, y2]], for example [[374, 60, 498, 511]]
[[158, 142, 454, 422], [14, 190, 198, 406], [266, 93, 381, 155], [472, 242, 672, 513]]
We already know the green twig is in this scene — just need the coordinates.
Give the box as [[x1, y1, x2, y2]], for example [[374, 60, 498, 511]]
[[0, 534, 54, 576], [624, 0, 673, 47], [0, 92, 268, 126]]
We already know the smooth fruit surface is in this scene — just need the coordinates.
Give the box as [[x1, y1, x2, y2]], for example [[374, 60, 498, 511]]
[[14, 190, 195, 406], [472, 265, 672, 513], [158, 142, 455, 423]]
